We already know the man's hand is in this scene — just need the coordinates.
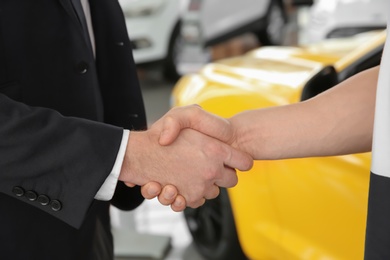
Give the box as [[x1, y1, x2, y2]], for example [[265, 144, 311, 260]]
[[119, 126, 253, 209], [135, 104, 250, 210], [157, 104, 236, 146], [126, 181, 186, 211], [140, 182, 186, 211]]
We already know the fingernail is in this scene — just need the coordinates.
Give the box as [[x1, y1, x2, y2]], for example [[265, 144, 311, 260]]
[[149, 187, 159, 196], [173, 200, 183, 208], [164, 191, 174, 200]]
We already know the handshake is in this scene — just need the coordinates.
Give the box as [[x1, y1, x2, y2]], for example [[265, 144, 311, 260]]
[[119, 104, 254, 211], [118, 66, 377, 211]]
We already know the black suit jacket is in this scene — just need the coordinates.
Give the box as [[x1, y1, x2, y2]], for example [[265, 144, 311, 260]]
[[0, 0, 147, 259]]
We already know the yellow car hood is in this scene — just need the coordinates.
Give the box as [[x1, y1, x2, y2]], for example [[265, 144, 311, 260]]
[[172, 31, 385, 115]]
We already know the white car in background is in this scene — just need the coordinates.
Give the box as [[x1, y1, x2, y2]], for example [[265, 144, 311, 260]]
[[181, 0, 288, 47], [306, 0, 388, 43], [178, 0, 289, 75], [119, 0, 189, 81]]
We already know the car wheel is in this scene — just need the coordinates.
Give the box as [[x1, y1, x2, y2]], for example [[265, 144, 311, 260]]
[[256, 1, 286, 45], [184, 188, 247, 260], [163, 22, 184, 81]]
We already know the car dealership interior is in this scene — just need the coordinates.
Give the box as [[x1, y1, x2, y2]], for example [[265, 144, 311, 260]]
[[115, 0, 388, 259], [3, 0, 390, 259]]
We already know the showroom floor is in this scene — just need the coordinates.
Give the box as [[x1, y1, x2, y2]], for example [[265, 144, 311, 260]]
[[112, 199, 203, 260]]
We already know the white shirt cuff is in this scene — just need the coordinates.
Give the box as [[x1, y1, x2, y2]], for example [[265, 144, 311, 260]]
[[94, 129, 130, 201]]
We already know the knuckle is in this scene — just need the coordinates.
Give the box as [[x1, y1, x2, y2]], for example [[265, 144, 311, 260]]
[[191, 104, 204, 117], [185, 195, 197, 207], [239, 155, 254, 171], [205, 141, 223, 157], [158, 198, 170, 206], [203, 167, 220, 182]]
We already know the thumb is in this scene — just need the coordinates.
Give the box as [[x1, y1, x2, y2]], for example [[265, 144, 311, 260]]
[[124, 182, 136, 187], [158, 104, 235, 145], [159, 116, 182, 146], [158, 105, 200, 145]]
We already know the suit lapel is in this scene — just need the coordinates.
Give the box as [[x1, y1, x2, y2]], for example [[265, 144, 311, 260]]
[[58, 0, 80, 26], [58, 0, 94, 57]]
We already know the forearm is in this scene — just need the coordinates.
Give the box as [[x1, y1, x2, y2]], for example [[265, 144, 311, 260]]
[[0, 94, 124, 228], [231, 66, 379, 160]]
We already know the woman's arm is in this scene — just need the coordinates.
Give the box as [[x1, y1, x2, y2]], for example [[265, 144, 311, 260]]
[[158, 66, 379, 160], [231, 66, 379, 159]]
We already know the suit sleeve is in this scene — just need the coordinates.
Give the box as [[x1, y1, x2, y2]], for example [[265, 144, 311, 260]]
[[0, 93, 124, 228]]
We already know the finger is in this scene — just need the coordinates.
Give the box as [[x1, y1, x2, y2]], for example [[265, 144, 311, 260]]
[[140, 182, 162, 199], [157, 185, 179, 206], [204, 185, 220, 200], [224, 146, 254, 172], [124, 182, 136, 188], [159, 105, 234, 146], [170, 195, 186, 212], [214, 167, 239, 188], [159, 116, 181, 146], [187, 198, 206, 209], [158, 105, 200, 145]]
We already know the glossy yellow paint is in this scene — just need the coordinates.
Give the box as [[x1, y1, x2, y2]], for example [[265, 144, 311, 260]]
[[171, 31, 385, 259]]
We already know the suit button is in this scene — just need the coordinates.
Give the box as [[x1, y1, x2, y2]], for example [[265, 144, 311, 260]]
[[25, 190, 38, 201], [37, 195, 50, 206], [50, 200, 62, 212], [75, 61, 88, 74], [12, 186, 25, 197]]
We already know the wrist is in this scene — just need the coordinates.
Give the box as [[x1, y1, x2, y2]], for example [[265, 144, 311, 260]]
[[229, 114, 256, 158], [119, 131, 145, 185]]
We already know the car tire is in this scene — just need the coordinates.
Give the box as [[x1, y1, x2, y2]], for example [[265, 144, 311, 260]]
[[256, 1, 286, 45], [184, 188, 247, 260], [163, 21, 184, 81]]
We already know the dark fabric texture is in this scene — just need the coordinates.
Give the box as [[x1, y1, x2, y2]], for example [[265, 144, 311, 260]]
[[0, 0, 147, 259], [364, 172, 390, 259]]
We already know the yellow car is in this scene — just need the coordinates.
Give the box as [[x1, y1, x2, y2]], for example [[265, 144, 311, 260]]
[[171, 31, 386, 260]]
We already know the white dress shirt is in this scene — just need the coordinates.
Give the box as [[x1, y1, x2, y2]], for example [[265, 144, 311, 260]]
[[79, 0, 129, 200]]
